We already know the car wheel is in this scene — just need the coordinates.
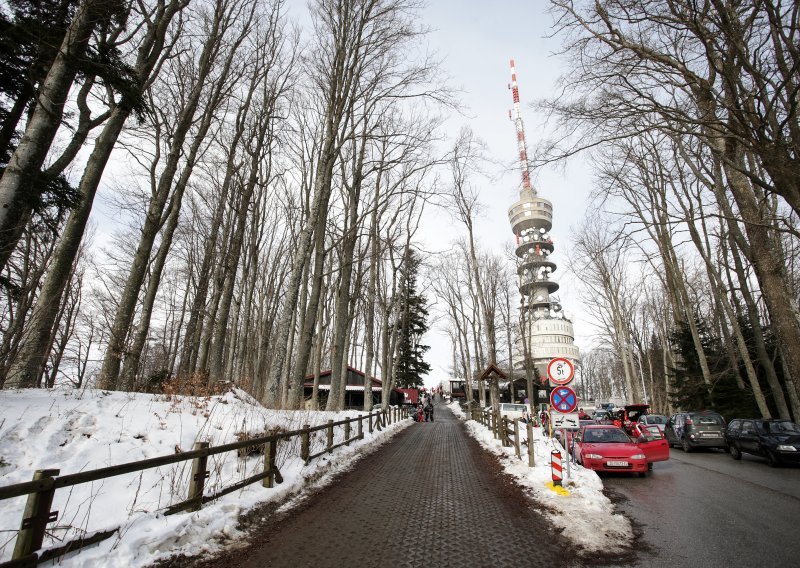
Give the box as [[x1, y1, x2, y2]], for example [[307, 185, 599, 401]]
[[765, 449, 780, 468], [681, 438, 692, 453], [730, 445, 742, 460]]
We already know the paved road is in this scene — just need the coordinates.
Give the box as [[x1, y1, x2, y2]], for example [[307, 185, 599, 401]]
[[603, 447, 800, 567], [188, 404, 580, 568]]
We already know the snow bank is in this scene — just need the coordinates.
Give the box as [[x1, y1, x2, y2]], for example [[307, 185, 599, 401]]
[[449, 402, 632, 555], [0, 388, 408, 566]]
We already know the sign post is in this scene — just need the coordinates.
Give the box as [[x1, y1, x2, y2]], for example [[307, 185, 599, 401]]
[[547, 357, 575, 387], [549, 383, 578, 482], [549, 386, 578, 413]]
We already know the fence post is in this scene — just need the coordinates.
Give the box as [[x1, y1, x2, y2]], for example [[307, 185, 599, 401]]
[[326, 420, 334, 453], [301, 425, 310, 463], [368, 412, 374, 434], [527, 420, 535, 467], [358, 416, 363, 439], [12, 469, 60, 560], [501, 417, 509, 446], [376, 411, 382, 432], [344, 421, 351, 446], [513, 419, 521, 458], [188, 441, 210, 512], [264, 440, 278, 488]]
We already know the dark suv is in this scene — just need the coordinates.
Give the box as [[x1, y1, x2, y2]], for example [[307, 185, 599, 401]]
[[725, 419, 800, 467], [665, 411, 727, 452]]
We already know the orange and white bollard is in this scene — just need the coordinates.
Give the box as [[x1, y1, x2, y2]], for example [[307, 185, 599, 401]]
[[551, 450, 563, 486]]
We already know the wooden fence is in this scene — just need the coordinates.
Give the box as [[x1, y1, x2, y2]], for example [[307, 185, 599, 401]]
[[473, 408, 537, 468], [0, 406, 405, 568]]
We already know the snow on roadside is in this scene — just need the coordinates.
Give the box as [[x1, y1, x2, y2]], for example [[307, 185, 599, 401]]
[[449, 401, 632, 556], [0, 387, 409, 566]]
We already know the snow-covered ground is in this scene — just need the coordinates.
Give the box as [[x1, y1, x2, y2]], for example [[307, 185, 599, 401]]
[[0, 388, 631, 566], [0, 387, 409, 566], [449, 401, 632, 555]]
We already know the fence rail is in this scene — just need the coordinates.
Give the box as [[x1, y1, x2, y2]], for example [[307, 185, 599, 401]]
[[0, 406, 405, 567], [472, 408, 537, 467]]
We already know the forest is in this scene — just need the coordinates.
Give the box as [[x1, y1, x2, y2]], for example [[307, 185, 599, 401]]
[[1, 0, 798, 423]]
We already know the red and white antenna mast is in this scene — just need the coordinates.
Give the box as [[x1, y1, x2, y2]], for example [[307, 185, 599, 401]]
[[509, 59, 534, 195]]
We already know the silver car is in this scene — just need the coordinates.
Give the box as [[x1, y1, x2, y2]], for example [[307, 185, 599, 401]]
[[638, 414, 668, 433]]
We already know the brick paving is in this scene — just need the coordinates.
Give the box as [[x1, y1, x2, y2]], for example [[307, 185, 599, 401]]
[[208, 402, 581, 568]]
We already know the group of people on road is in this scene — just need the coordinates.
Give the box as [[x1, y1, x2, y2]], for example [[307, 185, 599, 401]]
[[413, 394, 435, 422]]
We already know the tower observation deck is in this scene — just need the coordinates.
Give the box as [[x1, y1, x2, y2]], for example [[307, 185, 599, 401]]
[[507, 60, 580, 379]]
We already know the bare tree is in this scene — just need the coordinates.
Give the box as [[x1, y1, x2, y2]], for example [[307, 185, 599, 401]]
[[0, 0, 130, 271], [4, 0, 188, 389]]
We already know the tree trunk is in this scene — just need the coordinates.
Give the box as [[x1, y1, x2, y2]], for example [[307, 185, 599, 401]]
[[100, 0, 254, 389], [0, 0, 115, 270]]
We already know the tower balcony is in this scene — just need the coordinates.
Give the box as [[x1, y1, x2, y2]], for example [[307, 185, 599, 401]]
[[518, 276, 559, 296], [520, 298, 554, 315], [515, 237, 554, 258], [518, 261, 557, 278], [508, 192, 553, 235]]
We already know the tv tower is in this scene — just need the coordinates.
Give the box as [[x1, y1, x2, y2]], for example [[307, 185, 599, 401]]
[[506, 59, 580, 380]]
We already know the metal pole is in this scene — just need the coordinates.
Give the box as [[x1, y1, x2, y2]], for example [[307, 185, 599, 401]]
[[563, 427, 570, 481]]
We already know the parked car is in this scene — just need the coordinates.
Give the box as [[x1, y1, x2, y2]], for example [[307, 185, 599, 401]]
[[638, 414, 668, 434], [621, 404, 650, 435], [498, 402, 529, 421], [555, 419, 596, 450], [665, 411, 727, 452], [725, 419, 800, 467], [574, 425, 669, 477]]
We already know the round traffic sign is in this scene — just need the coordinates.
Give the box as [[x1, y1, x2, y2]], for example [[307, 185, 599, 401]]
[[547, 358, 575, 385], [550, 386, 578, 413]]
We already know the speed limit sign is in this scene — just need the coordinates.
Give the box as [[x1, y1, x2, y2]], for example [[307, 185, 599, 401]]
[[548, 358, 575, 385]]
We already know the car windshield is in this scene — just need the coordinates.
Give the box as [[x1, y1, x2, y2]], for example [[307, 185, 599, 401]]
[[643, 415, 667, 425], [583, 428, 631, 443], [764, 421, 800, 434]]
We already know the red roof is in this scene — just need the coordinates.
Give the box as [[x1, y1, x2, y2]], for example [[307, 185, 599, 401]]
[[396, 388, 419, 404]]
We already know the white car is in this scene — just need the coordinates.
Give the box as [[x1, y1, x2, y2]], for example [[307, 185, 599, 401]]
[[498, 403, 529, 421]]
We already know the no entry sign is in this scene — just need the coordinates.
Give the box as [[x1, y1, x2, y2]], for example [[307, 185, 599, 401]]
[[548, 358, 575, 385], [550, 386, 578, 413]]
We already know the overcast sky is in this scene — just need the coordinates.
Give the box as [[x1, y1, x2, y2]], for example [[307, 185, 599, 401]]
[[418, 0, 595, 387]]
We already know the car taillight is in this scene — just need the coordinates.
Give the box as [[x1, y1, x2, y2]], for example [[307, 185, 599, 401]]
[[685, 418, 693, 425]]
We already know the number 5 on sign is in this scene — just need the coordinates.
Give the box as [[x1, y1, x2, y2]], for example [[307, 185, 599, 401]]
[[548, 357, 574, 385]]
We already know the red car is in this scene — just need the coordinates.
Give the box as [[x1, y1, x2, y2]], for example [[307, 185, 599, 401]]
[[574, 425, 669, 477]]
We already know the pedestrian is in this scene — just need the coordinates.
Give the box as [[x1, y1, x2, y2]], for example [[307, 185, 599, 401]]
[[423, 397, 433, 422], [417, 403, 424, 423]]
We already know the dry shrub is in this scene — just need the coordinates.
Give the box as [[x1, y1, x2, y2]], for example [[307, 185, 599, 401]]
[[235, 427, 287, 458], [161, 373, 228, 398]]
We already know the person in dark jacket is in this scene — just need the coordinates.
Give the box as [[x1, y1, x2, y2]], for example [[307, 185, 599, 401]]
[[423, 397, 434, 422]]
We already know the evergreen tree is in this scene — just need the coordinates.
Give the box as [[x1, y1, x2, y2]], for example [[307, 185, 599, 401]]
[[668, 318, 758, 418], [394, 247, 432, 389]]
